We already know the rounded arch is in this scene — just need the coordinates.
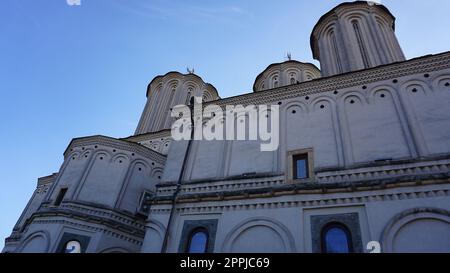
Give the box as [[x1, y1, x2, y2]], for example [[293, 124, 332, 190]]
[[67, 151, 81, 160], [310, 95, 336, 110], [368, 84, 397, 97], [373, 13, 394, 29], [269, 71, 281, 89], [91, 150, 112, 161], [129, 159, 152, 175], [316, 18, 339, 43], [141, 219, 167, 253], [182, 80, 201, 94], [283, 100, 308, 114], [78, 149, 95, 160], [339, 90, 367, 105], [304, 69, 318, 81], [17, 231, 51, 253], [368, 84, 398, 103], [321, 222, 354, 253], [431, 74, 450, 91], [111, 153, 130, 164], [221, 217, 296, 253], [164, 78, 180, 91], [381, 207, 450, 253], [151, 167, 164, 178], [401, 79, 432, 96], [186, 227, 209, 253], [100, 247, 132, 253], [147, 219, 166, 239]]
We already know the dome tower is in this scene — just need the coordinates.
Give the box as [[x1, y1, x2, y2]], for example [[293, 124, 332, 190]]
[[253, 60, 321, 92], [135, 72, 219, 135], [310, 1, 405, 77]]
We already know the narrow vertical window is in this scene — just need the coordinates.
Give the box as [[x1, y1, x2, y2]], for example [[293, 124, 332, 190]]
[[352, 21, 371, 68], [321, 223, 353, 253], [186, 228, 209, 253], [186, 92, 191, 105], [330, 31, 343, 74], [293, 154, 309, 180], [54, 188, 68, 206]]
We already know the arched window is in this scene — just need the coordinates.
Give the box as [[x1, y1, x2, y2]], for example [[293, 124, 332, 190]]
[[273, 76, 279, 88], [352, 20, 371, 68], [186, 228, 209, 253], [330, 30, 343, 74], [321, 223, 353, 253], [186, 92, 191, 105]]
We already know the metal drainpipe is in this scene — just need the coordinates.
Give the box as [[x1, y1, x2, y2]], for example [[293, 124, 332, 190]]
[[160, 97, 195, 253]]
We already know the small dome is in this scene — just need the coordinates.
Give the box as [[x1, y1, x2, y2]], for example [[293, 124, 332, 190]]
[[253, 60, 321, 92]]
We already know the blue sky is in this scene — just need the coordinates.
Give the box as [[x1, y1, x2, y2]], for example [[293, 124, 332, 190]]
[[1, 0, 449, 248]]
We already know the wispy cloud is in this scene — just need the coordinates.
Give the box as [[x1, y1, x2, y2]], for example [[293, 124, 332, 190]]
[[111, 0, 253, 24]]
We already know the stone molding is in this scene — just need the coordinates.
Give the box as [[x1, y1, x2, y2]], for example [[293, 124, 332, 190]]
[[123, 129, 172, 143], [380, 207, 450, 253], [155, 157, 450, 197], [205, 52, 450, 109], [11, 201, 147, 245], [148, 182, 450, 214], [64, 135, 166, 165]]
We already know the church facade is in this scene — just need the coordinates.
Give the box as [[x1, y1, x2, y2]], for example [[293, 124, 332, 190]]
[[4, 1, 450, 253]]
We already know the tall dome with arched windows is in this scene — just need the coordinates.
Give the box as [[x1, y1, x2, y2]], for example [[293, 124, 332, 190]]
[[311, 1, 406, 77], [135, 72, 220, 135]]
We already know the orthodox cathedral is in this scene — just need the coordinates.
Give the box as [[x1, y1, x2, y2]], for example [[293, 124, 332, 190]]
[[4, 1, 450, 253]]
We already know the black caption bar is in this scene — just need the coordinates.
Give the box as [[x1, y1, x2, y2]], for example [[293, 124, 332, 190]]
[[0, 253, 447, 272]]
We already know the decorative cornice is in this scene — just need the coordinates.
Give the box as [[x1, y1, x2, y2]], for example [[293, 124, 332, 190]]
[[204, 52, 450, 108], [146, 71, 219, 99], [64, 135, 166, 165], [151, 173, 450, 205], [123, 129, 172, 143], [155, 156, 450, 197], [18, 201, 146, 241], [32, 219, 143, 245], [37, 173, 58, 187], [148, 180, 450, 215]]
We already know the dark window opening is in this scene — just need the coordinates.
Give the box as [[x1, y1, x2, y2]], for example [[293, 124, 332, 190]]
[[186, 228, 209, 253], [330, 31, 343, 74], [321, 223, 353, 253], [352, 21, 371, 69], [293, 154, 309, 180], [54, 188, 68, 206]]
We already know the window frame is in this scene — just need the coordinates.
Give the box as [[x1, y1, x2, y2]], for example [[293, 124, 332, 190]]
[[293, 153, 309, 180], [320, 222, 354, 253], [185, 227, 210, 253], [287, 148, 314, 183], [54, 188, 68, 206]]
